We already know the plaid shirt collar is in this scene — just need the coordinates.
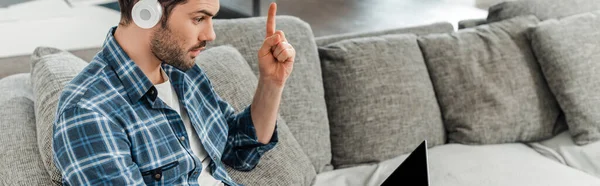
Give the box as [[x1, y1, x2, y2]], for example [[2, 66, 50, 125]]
[[101, 26, 155, 103]]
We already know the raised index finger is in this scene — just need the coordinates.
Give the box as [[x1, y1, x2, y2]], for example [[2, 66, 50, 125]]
[[266, 2, 277, 37]]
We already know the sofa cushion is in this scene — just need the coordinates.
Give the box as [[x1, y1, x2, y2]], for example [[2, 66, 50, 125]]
[[30, 47, 89, 184], [0, 73, 34, 102], [0, 74, 55, 185], [195, 46, 316, 185], [487, 0, 600, 22], [529, 11, 600, 145], [425, 144, 600, 186], [418, 15, 561, 144], [315, 22, 454, 47], [212, 16, 332, 172], [529, 131, 600, 179], [313, 143, 600, 186], [319, 34, 445, 169]]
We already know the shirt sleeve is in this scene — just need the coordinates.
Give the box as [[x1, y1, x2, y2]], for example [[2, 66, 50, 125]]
[[221, 103, 279, 171], [206, 82, 279, 171], [53, 107, 145, 185]]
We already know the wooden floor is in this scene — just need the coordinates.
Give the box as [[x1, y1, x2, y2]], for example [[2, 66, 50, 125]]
[[271, 0, 494, 37], [100, 0, 497, 37], [476, 0, 505, 9], [3, 0, 501, 37]]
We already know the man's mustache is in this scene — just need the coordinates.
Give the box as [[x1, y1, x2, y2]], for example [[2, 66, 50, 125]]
[[191, 41, 207, 51]]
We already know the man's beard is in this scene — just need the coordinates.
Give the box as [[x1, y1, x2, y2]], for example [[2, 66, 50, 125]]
[[150, 26, 206, 71]]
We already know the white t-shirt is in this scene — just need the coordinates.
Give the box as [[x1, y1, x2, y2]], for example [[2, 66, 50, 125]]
[[154, 69, 224, 186]]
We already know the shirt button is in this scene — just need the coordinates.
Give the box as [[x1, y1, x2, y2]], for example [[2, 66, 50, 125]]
[[179, 136, 186, 141], [154, 173, 161, 180], [193, 171, 198, 175]]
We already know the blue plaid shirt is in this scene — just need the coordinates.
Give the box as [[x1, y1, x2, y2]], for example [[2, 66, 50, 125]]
[[52, 27, 278, 186]]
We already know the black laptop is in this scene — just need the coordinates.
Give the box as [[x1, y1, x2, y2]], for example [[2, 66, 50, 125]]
[[381, 140, 430, 186]]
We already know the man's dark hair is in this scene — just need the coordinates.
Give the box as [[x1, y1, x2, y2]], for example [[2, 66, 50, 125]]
[[118, 0, 188, 27]]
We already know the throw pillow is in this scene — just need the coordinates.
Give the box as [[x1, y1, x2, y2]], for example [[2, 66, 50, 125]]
[[529, 11, 600, 145], [418, 15, 561, 144], [319, 34, 445, 168]]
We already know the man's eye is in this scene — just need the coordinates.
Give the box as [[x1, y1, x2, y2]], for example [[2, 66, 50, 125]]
[[195, 17, 205, 23]]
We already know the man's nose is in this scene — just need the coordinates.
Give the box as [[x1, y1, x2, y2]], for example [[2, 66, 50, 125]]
[[206, 29, 216, 41], [201, 20, 217, 42]]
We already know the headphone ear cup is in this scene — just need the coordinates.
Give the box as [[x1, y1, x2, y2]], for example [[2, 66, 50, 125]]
[[132, 0, 163, 29]]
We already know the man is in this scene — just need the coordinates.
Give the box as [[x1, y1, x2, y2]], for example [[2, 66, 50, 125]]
[[52, 0, 295, 185]]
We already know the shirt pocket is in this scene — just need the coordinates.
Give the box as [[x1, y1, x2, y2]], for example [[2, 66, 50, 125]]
[[141, 160, 181, 185]]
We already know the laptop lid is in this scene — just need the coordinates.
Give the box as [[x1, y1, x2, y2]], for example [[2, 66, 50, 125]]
[[381, 140, 430, 186]]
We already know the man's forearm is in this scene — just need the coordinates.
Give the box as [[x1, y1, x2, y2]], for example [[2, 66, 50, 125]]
[[250, 78, 284, 144]]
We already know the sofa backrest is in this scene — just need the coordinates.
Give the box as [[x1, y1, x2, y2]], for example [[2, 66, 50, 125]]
[[315, 22, 454, 47], [0, 73, 55, 185]]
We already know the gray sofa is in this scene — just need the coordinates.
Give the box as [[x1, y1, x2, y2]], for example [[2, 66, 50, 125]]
[[2, 0, 600, 185]]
